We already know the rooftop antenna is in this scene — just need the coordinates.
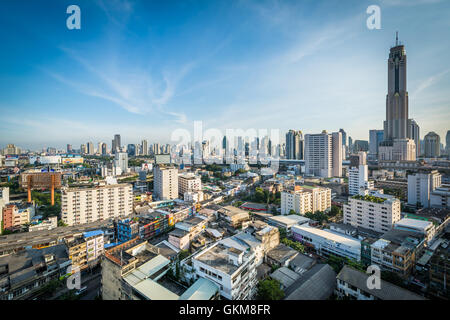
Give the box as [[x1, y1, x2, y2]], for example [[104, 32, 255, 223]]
[[396, 31, 398, 46]]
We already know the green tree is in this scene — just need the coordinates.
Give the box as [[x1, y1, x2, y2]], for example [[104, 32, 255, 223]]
[[256, 279, 285, 300]]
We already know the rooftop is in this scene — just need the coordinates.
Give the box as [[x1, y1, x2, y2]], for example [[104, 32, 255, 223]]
[[266, 244, 298, 264], [270, 266, 300, 288], [179, 278, 219, 300], [394, 218, 433, 230], [268, 215, 310, 226], [284, 264, 336, 300], [292, 225, 362, 250], [337, 265, 425, 300], [194, 243, 250, 275]]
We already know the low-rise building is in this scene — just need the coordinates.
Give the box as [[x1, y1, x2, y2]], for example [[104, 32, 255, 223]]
[[430, 187, 450, 209], [370, 229, 425, 278], [394, 218, 436, 244], [266, 214, 310, 235], [336, 265, 425, 300], [265, 244, 299, 267], [217, 206, 250, 229], [343, 192, 401, 233], [292, 225, 362, 261], [0, 245, 71, 300]]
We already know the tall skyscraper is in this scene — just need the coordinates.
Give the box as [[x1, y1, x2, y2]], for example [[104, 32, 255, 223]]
[[285, 130, 304, 160], [87, 142, 94, 155], [446, 130, 450, 158], [339, 129, 347, 147], [305, 130, 342, 178], [408, 119, 420, 157], [114, 152, 128, 173], [141, 140, 149, 156], [80, 144, 87, 155], [424, 132, 441, 158], [127, 144, 136, 157], [66, 144, 72, 154], [348, 136, 353, 154], [384, 32, 409, 141], [369, 129, 384, 160], [101, 142, 107, 155], [112, 134, 121, 154]]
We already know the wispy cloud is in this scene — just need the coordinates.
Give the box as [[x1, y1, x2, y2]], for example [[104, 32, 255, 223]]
[[45, 47, 193, 120]]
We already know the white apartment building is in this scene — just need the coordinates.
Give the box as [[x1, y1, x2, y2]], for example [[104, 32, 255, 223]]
[[343, 191, 401, 233], [379, 139, 416, 161], [192, 242, 257, 300], [291, 225, 361, 261], [178, 173, 202, 195], [304, 131, 342, 178], [61, 184, 133, 226], [84, 230, 105, 262], [348, 165, 370, 196], [114, 152, 128, 174], [348, 152, 372, 196], [407, 170, 442, 208], [153, 165, 178, 200], [430, 186, 450, 208], [184, 191, 204, 203], [281, 185, 331, 215], [394, 218, 436, 244]]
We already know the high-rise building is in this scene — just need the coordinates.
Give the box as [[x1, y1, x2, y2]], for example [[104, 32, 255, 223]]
[[353, 140, 369, 152], [446, 130, 450, 158], [379, 139, 416, 161], [2, 144, 21, 155], [424, 131, 441, 158], [304, 131, 342, 178], [407, 170, 441, 208], [348, 137, 353, 154], [127, 144, 136, 157], [87, 142, 94, 155], [348, 152, 372, 196], [101, 143, 108, 155], [285, 130, 304, 160], [384, 33, 408, 141], [408, 119, 420, 157], [369, 130, 384, 160], [114, 152, 128, 173], [80, 144, 87, 155], [61, 184, 133, 226], [153, 165, 178, 200], [339, 129, 347, 147], [112, 134, 121, 154], [66, 144, 72, 154], [141, 140, 149, 156]]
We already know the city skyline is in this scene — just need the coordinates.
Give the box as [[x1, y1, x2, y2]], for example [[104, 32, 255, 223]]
[[1, 0, 450, 150]]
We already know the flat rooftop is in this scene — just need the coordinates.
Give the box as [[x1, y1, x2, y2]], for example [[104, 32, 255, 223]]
[[395, 218, 433, 230], [194, 243, 243, 275], [292, 225, 361, 249], [268, 215, 310, 226]]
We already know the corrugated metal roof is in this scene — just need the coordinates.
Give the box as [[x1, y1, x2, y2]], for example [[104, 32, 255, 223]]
[[179, 278, 219, 300]]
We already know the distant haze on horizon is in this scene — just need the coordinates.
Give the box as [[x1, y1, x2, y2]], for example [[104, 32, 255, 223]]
[[0, 0, 449, 150]]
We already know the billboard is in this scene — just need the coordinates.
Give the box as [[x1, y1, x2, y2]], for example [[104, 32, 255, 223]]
[[62, 157, 84, 164], [29, 156, 61, 165]]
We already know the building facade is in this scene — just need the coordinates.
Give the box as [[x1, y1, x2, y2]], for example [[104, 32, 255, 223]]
[[343, 192, 401, 233], [61, 184, 133, 226]]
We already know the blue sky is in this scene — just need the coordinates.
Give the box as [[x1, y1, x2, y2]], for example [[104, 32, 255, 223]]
[[0, 0, 449, 150]]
